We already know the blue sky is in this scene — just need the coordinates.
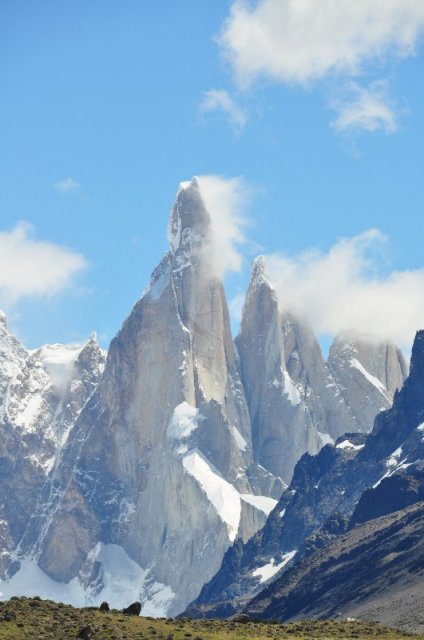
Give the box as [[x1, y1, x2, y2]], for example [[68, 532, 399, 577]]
[[1, 1, 423, 352]]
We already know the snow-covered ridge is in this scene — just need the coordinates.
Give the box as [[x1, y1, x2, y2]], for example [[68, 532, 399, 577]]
[[0, 315, 106, 457]]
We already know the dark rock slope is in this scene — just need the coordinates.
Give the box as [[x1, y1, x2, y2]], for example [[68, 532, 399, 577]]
[[245, 500, 424, 633]]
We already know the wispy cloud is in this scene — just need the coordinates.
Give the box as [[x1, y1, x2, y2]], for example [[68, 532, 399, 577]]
[[331, 81, 398, 134], [218, 0, 424, 133], [0, 222, 87, 306], [185, 175, 251, 279], [264, 229, 424, 350], [53, 177, 81, 194], [200, 89, 247, 133]]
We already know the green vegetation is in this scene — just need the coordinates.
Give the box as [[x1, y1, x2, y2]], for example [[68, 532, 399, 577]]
[[0, 597, 420, 640]]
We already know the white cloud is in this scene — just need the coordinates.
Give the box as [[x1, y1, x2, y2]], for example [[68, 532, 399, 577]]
[[0, 222, 87, 306], [264, 229, 424, 350], [331, 80, 398, 133], [53, 177, 80, 194], [219, 0, 424, 87], [195, 174, 250, 279], [200, 89, 247, 132]]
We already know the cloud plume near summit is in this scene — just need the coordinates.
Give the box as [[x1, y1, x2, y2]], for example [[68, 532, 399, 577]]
[[264, 229, 424, 350], [194, 175, 251, 280]]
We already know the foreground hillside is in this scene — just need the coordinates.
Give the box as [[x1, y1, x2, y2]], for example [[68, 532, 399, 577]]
[[245, 502, 424, 632], [0, 598, 419, 640]]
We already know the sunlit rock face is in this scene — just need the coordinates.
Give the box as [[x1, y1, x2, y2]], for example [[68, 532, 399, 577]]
[[327, 334, 408, 433], [14, 179, 279, 616], [235, 257, 407, 484]]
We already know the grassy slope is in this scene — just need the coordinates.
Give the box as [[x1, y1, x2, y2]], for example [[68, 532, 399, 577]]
[[0, 598, 422, 640]]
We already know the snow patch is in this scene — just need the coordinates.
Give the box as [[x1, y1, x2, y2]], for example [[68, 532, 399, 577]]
[[167, 402, 202, 440], [183, 449, 241, 541], [240, 494, 277, 515], [0, 557, 89, 605], [336, 440, 365, 451], [282, 370, 301, 406], [90, 543, 175, 616], [252, 550, 297, 584], [350, 358, 390, 399], [16, 393, 44, 432], [373, 447, 411, 488], [182, 449, 278, 539], [0, 544, 176, 617], [386, 446, 403, 467], [232, 426, 247, 451]]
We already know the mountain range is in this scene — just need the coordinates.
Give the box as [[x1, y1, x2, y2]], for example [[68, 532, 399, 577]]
[[0, 178, 415, 621]]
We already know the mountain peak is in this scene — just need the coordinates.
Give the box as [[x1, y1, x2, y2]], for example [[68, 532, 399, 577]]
[[88, 331, 99, 345], [251, 254, 265, 278], [168, 177, 211, 254], [410, 329, 424, 377], [249, 255, 273, 291]]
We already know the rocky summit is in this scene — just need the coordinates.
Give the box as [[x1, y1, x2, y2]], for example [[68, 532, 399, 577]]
[[0, 179, 410, 618]]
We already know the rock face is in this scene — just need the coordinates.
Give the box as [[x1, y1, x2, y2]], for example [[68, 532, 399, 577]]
[[9, 179, 280, 617], [235, 257, 407, 484], [0, 179, 410, 618], [0, 315, 105, 574], [235, 259, 321, 484], [327, 334, 408, 433], [186, 331, 423, 620]]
